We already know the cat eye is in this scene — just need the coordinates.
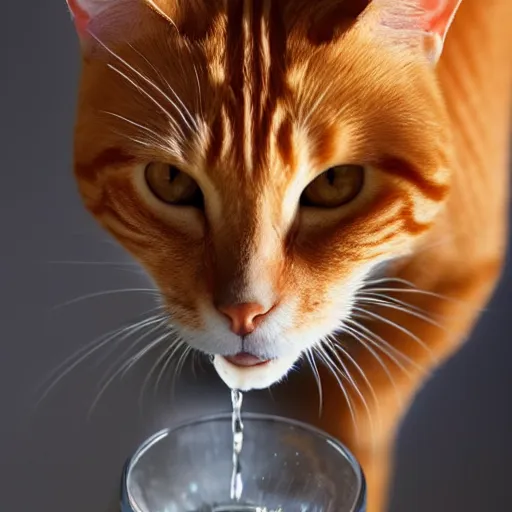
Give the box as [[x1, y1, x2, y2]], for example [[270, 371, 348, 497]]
[[300, 164, 365, 208], [145, 162, 204, 208]]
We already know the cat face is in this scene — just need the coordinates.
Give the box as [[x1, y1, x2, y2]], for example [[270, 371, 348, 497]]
[[69, 0, 459, 390]]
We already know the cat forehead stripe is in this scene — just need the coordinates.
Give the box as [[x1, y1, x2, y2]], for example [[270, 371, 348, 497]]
[[218, 0, 289, 176]]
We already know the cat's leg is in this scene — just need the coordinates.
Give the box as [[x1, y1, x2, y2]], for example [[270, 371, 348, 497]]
[[316, 246, 506, 512]]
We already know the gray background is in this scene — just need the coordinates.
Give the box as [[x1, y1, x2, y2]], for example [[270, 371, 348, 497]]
[[2, 2, 511, 512]]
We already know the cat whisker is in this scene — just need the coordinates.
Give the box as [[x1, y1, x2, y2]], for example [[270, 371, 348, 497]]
[[172, 345, 193, 390], [120, 329, 173, 380], [107, 121, 182, 159], [52, 287, 159, 310], [144, 0, 179, 31], [193, 63, 204, 120], [312, 345, 359, 445], [197, 352, 208, 373], [363, 277, 466, 304], [320, 341, 376, 439], [127, 136, 152, 148], [345, 317, 426, 373], [140, 338, 181, 400], [116, 131, 182, 159], [47, 260, 139, 267], [356, 291, 433, 317], [190, 350, 200, 379], [326, 335, 382, 429], [344, 322, 414, 378], [300, 81, 335, 127], [98, 317, 168, 388], [328, 336, 379, 399], [324, 340, 379, 455], [155, 339, 188, 400], [361, 286, 462, 304], [102, 110, 170, 145], [88, 32, 191, 140], [138, 335, 183, 407], [304, 348, 323, 416], [331, 339, 384, 436], [127, 43, 199, 133], [164, 343, 192, 403], [351, 305, 437, 363], [356, 296, 449, 331], [94, 310, 167, 367], [363, 276, 422, 289], [176, 37, 205, 125], [107, 63, 186, 141], [342, 322, 403, 406], [36, 310, 165, 405], [88, 328, 173, 418]]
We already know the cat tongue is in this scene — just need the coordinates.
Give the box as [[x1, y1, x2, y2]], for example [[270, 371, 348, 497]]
[[225, 353, 269, 367]]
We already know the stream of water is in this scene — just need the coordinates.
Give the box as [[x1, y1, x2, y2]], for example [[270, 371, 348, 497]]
[[230, 389, 244, 501], [207, 389, 282, 512]]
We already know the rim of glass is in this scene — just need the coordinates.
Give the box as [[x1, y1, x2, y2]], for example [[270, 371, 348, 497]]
[[122, 412, 367, 512]]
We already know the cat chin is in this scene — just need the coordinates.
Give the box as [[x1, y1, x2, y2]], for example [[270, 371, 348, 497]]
[[212, 353, 299, 391]]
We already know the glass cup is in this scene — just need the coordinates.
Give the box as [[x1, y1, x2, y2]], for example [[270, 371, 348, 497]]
[[121, 413, 366, 512]]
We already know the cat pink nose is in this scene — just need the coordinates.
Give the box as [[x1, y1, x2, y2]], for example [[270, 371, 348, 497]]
[[218, 302, 269, 336]]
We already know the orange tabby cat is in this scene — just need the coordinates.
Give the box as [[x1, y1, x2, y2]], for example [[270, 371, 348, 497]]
[[67, 0, 512, 510]]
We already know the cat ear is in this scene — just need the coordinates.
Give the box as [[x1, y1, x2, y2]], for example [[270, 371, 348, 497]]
[[378, 0, 463, 63], [418, 0, 462, 62], [66, 0, 141, 38], [66, 0, 110, 35]]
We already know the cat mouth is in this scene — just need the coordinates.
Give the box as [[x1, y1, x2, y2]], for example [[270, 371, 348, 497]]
[[213, 353, 299, 391], [224, 352, 271, 368]]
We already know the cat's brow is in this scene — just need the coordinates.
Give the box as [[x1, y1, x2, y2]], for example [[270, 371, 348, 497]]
[[379, 157, 449, 201], [77, 147, 135, 181]]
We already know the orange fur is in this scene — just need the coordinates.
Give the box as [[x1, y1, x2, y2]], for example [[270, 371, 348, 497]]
[[68, 1, 512, 510]]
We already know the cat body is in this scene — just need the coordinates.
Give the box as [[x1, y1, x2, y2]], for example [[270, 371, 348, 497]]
[[67, 1, 512, 510]]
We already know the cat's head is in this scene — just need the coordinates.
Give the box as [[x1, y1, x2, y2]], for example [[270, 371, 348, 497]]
[[68, 0, 461, 390]]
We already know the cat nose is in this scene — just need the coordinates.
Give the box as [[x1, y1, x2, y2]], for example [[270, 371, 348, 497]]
[[217, 302, 270, 336]]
